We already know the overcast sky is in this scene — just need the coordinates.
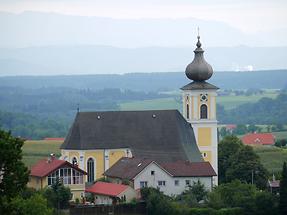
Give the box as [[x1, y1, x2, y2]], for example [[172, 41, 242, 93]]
[[0, 0, 286, 33]]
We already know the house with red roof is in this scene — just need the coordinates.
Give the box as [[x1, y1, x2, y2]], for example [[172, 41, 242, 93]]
[[104, 157, 216, 196], [241, 133, 275, 146], [28, 154, 87, 200], [85, 181, 137, 205]]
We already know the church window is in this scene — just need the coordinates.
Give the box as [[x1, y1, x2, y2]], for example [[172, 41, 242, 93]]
[[186, 104, 190, 119], [200, 104, 208, 119], [72, 157, 78, 165], [87, 158, 95, 183]]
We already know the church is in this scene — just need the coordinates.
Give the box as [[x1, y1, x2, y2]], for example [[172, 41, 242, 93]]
[[60, 35, 219, 185]]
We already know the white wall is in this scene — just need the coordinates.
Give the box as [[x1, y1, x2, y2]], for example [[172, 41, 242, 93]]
[[134, 162, 213, 196]]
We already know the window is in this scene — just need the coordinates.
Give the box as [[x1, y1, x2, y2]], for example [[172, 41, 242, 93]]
[[200, 104, 208, 119], [72, 157, 78, 165], [48, 170, 59, 185], [60, 168, 71, 185], [174, 180, 179, 186], [140, 181, 148, 188], [158, 181, 166, 186], [203, 152, 207, 158], [151, 171, 155, 175], [186, 104, 190, 119], [87, 158, 95, 183], [72, 169, 83, 184], [185, 180, 190, 186]]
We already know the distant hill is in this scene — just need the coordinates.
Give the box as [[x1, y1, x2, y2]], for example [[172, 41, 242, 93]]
[[0, 70, 287, 91], [0, 46, 287, 76]]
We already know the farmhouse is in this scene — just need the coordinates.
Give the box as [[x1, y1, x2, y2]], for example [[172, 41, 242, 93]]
[[60, 35, 219, 185], [241, 133, 275, 145], [104, 157, 216, 196], [28, 155, 87, 200]]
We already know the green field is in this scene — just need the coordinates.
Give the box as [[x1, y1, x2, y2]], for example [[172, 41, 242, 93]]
[[22, 140, 63, 168], [120, 91, 278, 111], [254, 146, 287, 173]]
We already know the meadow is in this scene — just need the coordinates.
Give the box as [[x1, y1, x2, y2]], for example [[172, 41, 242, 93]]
[[22, 140, 62, 168], [120, 90, 278, 111]]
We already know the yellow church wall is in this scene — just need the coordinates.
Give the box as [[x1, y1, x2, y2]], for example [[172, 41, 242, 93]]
[[198, 128, 212, 146], [69, 151, 80, 161], [109, 150, 126, 167], [84, 151, 104, 179], [201, 151, 212, 163]]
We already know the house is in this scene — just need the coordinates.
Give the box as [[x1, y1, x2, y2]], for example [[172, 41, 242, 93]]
[[85, 181, 137, 205], [226, 124, 237, 133], [28, 155, 87, 200], [241, 133, 275, 145], [104, 157, 216, 196]]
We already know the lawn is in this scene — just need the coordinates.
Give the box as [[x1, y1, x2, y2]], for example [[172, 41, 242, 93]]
[[22, 140, 63, 168], [254, 146, 287, 173]]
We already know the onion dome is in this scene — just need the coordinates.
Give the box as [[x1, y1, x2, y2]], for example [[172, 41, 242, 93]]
[[185, 35, 213, 81]]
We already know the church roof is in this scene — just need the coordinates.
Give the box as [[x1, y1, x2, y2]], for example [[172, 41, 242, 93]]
[[181, 81, 219, 90], [61, 110, 203, 162]]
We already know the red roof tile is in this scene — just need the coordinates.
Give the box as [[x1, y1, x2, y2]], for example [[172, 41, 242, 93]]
[[241, 133, 275, 145], [161, 160, 217, 177], [85, 182, 129, 197], [30, 158, 87, 177]]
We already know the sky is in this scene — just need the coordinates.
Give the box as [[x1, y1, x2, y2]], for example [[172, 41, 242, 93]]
[[0, 0, 287, 33]]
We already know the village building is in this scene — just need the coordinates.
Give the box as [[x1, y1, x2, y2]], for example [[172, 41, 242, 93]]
[[85, 181, 137, 205], [60, 34, 219, 186], [104, 157, 216, 196], [241, 133, 275, 146], [28, 155, 87, 200]]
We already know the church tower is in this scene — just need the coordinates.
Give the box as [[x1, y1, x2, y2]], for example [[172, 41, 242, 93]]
[[181, 34, 219, 185]]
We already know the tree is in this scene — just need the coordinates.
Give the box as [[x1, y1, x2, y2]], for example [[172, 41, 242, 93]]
[[226, 145, 268, 189], [0, 129, 29, 212], [43, 178, 71, 210], [218, 136, 243, 183], [279, 162, 287, 215], [9, 194, 52, 215], [218, 136, 268, 189], [177, 180, 208, 206], [208, 180, 278, 215]]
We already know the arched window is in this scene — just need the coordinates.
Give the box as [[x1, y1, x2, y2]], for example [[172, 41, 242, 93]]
[[186, 104, 190, 119], [87, 158, 95, 183], [200, 104, 208, 119], [72, 157, 78, 165]]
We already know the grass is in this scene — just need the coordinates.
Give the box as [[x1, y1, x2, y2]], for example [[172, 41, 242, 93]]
[[254, 146, 287, 173], [120, 97, 181, 111], [272, 131, 287, 140], [120, 91, 279, 111], [22, 140, 63, 168]]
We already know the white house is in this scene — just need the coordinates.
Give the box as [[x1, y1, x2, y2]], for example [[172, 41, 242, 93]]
[[104, 157, 216, 196]]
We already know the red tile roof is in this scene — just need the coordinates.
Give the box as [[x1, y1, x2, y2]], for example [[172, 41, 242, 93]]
[[161, 160, 217, 177], [104, 157, 216, 179], [268, 180, 280, 188], [30, 157, 87, 177], [85, 182, 129, 197], [241, 133, 275, 145]]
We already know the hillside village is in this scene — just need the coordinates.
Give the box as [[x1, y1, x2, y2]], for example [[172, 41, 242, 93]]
[[1, 35, 287, 215]]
